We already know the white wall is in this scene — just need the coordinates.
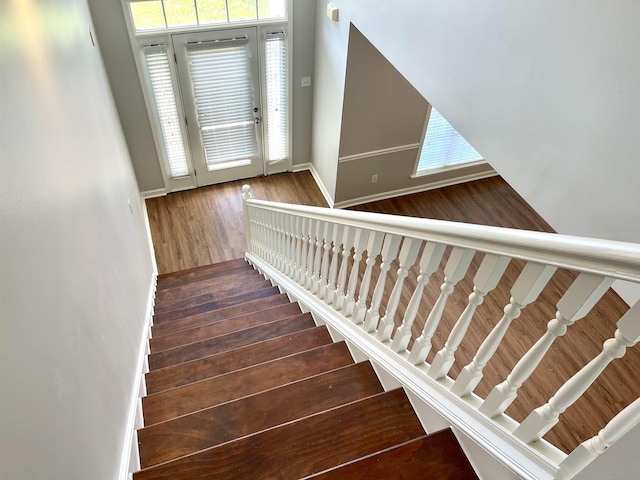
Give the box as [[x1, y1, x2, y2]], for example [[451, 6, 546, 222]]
[[312, 0, 640, 302], [0, 1, 155, 478]]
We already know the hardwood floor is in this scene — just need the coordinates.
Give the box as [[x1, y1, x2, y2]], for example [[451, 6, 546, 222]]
[[145, 171, 636, 454], [146, 172, 327, 274]]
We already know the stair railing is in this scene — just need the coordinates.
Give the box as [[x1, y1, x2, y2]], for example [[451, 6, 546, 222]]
[[241, 185, 640, 480]]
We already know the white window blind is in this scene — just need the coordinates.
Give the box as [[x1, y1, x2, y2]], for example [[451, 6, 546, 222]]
[[186, 39, 257, 169], [417, 107, 482, 173], [143, 44, 189, 178], [263, 31, 287, 163]]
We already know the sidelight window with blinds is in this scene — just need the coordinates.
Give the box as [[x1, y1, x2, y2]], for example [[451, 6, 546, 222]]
[[143, 44, 190, 178], [416, 106, 482, 174], [263, 31, 287, 163]]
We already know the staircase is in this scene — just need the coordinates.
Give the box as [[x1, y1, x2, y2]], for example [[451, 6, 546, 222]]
[[134, 258, 479, 479]]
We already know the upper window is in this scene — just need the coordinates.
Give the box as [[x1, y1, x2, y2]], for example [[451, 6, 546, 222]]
[[128, 0, 286, 32], [416, 106, 483, 174]]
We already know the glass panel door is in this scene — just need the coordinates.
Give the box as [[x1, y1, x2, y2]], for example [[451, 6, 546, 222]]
[[172, 27, 264, 186]]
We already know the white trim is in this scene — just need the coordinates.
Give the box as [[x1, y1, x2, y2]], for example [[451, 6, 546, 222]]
[[118, 274, 156, 480], [333, 166, 497, 209], [245, 253, 564, 480], [290, 162, 335, 208], [141, 188, 167, 199], [338, 143, 421, 163], [139, 192, 159, 276]]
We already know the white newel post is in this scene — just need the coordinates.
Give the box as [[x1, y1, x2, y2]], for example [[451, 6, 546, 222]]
[[407, 247, 475, 365], [241, 185, 253, 253], [514, 301, 640, 444], [451, 262, 557, 397], [480, 273, 613, 418], [352, 231, 385, 323], [557, 397, 640, 480], [363, 234, 402, 332], [390, 241, 446, 353], [376, 237, 422, 342], [429, 254, 510, 380]]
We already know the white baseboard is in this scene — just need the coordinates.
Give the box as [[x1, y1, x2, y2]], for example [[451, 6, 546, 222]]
[[118, 274, 156, 480], [141, 188, 167, 199], [333, 168, 498, 209], [290, 162, 335, 208]]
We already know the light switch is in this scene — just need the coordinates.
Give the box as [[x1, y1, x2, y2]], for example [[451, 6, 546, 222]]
[[301, 76, 311, 88]]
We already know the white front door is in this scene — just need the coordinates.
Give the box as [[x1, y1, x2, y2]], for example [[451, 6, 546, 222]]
[[172, 27, 264, 186]]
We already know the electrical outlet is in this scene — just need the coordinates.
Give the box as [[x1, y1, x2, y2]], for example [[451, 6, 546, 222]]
[[301, 76, 311, 88], [371, 174, 378, 183]]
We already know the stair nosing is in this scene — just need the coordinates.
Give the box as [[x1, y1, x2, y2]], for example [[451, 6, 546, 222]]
[[149, 302, 303, 352], [149, 311, 314, 356], [137, 388, 407, 474], [144, 339, 350, 404]]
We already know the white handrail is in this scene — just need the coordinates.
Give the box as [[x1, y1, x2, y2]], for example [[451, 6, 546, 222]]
[[246, 197, 640, 282]]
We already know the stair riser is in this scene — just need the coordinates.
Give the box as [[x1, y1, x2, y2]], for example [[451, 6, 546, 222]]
[[134, 389, 425, 480], [145, 326, 333, 395], [148, 313, 316, 370], [152, 285, 280, 324], [138, 362, 384, 468], [151, 294, 290, 336], [142, 342, 354, 425], [153, 277, 271, 315], [149, 302, 302, 353]]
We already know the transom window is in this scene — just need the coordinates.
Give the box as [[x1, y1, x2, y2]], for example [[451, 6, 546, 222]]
[[128, 0, 286, 32]]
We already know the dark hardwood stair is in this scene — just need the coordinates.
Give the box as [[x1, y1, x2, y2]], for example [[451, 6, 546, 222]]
[[136, 259, 479, 479]]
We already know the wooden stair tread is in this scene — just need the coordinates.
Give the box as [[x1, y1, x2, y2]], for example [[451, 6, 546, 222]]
[[156, 258, 251, 289], [304, 429, 479, 479], [145, 326, 333, 394], [152, 285, 280, 324], [134, 388, 425, 480], [138, 362, 384, 468], [149, 302, 302, 353], [142, 341, 354, 425], [154, 269, 263, 306], [153, 277, 271, 315], [148, 312, 316, 370], [151, 293, 290, 336]]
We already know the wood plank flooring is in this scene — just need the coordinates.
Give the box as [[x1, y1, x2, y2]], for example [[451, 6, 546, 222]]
[[145, 171, 636, 454]]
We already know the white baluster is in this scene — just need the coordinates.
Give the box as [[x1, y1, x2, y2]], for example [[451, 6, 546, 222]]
[[341, 228, 369, 316], [451, 262, 557, 397], [330, 226, 356, 308], [275, 212, 287, 272], [377, 238, 422, 342], [317, 222, 335, 298], [323, 224, 344, 304], [407, 247, 475, 365], [310, 220, 324, 293], [298, 217, 310, 286], [514, 301, 640, 444], [352, 231, 385, 323], [558, 397, 640, 480], [429, 254, 510, 380], [363, 234, 402, 332], [304, 218, 317, 290], [480, 273, 613, 418], [391, 242, 446, 353]]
